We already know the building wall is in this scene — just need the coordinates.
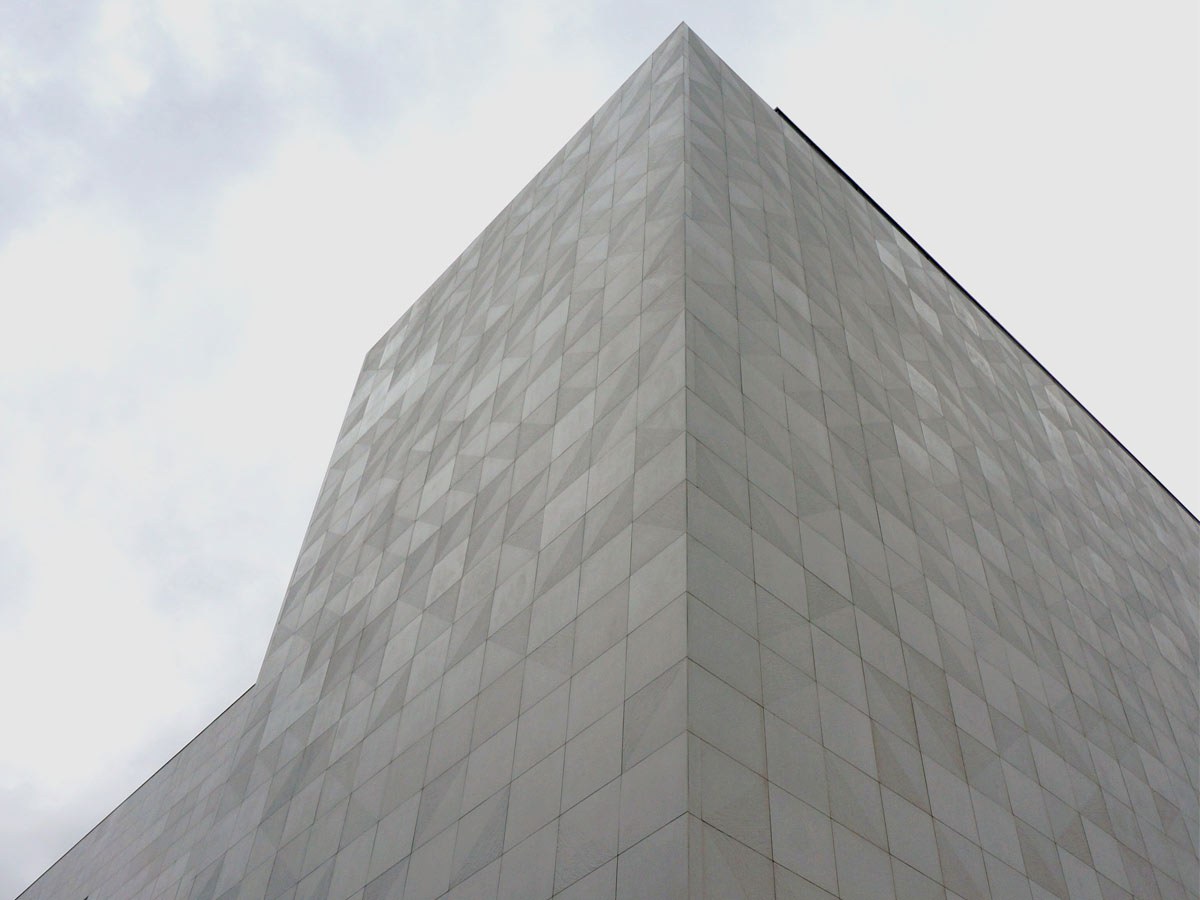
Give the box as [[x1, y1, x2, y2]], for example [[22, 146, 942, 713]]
[[23, 23, 693, 900], [21, 24, 1197, 900], [20, 689, 254, 899], [678, 30, 1197, 900]]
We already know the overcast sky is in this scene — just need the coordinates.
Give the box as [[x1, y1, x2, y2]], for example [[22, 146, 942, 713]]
[[2, 0, 1195, 895]]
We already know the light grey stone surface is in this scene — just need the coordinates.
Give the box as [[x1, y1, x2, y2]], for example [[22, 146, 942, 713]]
[[20, 23, 1197, 900]]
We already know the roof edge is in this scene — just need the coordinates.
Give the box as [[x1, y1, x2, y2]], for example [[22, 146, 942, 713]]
[[773, 106, 1197, 525]]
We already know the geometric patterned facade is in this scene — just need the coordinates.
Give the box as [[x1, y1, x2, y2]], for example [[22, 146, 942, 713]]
[[20, 24, 1198, 900]]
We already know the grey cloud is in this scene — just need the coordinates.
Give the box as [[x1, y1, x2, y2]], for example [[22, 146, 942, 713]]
[[79, 61, 283, 239], [2, 39, 280, 244], [0, 0, 536, 250]]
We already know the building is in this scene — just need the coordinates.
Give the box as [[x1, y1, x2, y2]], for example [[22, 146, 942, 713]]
[[20, 23, 1198, 900]]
